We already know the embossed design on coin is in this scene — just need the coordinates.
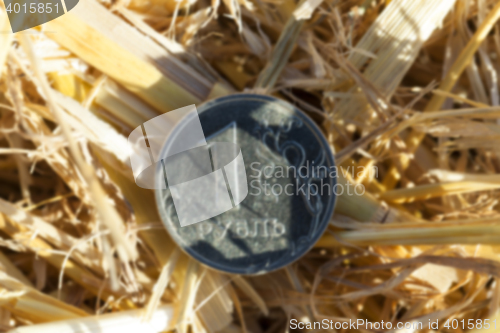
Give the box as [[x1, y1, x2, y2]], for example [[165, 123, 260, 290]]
[[156, 94, 337, 274]]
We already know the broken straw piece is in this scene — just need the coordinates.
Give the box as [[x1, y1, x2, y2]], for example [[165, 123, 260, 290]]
[[9, 305, 174, 333]]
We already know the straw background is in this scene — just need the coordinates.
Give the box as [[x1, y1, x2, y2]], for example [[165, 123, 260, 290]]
[[0, 0, 500, 332]]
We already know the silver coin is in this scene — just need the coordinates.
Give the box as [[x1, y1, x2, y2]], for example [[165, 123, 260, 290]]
[[155, 94, 337, 274]]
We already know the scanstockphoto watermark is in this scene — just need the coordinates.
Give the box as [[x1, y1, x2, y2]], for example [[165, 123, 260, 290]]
[[290, 318, 426, 331], [248, 161, 378, 198]]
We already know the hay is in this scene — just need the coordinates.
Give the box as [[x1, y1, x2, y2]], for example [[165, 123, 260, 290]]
[[1, 0, 500, 332]]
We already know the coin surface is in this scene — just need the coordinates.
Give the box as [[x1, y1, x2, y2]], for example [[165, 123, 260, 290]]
[[155, 94, 337, 274]]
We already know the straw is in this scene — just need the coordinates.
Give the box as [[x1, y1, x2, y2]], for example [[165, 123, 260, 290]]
[[9, 304, 174, 333], [2, 0, 500, 331], [383, 0, 500, 189]]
